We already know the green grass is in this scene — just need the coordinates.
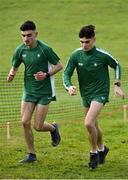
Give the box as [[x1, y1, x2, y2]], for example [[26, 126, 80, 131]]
[[1, 0, 128, 179], [1, 115, 128, 179], [1, 0, 128, 70]]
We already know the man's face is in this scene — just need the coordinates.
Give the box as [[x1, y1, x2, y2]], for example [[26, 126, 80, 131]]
[[21, 30, 38, 48], [80, 37, 95, 51]]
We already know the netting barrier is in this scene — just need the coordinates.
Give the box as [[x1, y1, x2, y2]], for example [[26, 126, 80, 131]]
[[0, 68, 128, 128]]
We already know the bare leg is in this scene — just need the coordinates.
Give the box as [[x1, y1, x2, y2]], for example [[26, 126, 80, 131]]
[[21, 101, 35, 154], [95, 120, 104, 150], [84, 101, 103, 152], [33, 104, 55, 132]]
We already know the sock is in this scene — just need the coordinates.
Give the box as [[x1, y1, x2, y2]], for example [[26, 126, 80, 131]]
[[98, 146, 104, 152], [51, 124, 56, 132], [90, 150, 98, 154]]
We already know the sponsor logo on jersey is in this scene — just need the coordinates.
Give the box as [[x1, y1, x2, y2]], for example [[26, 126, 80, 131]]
[[101, 96, 105, 100], [22, 54, 26, 58], [47, 97, 52, 100], [78, 63, 83, 66]]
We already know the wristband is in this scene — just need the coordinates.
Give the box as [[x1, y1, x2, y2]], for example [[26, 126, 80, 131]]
[[46, 72, 50, 78], [114, 82, 121, 87]]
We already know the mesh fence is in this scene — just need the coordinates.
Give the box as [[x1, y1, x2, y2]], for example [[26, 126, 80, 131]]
[[0, 68, 128, 126]]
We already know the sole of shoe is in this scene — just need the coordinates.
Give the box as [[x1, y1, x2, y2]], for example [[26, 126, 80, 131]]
[[88, 165, 98, 170]]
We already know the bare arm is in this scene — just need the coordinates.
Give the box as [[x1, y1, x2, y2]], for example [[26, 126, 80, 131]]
[[48, 61, 63, 76], [34, 61, 63, 81], [7, 67, 18, 82]]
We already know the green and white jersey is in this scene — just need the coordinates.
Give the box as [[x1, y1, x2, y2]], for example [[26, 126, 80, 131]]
[[12, 40, 60, 97], [63, 46, 121, 98]]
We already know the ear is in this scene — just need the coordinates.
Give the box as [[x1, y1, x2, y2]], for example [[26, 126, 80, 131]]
[[35, 31, 38, 36], [93, 37, 96, 42]]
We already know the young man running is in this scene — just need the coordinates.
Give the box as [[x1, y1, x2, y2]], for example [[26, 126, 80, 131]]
[[7, 20, 63, 163], [63, 25, 124, 170]]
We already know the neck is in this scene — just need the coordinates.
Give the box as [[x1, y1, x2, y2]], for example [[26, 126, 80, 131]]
[[28, 41, 37, 48]]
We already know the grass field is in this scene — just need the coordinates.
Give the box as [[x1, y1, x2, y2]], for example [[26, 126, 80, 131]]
[[1, 0, 128, 179], [1, 116, 128, 179], [1, 0, 128, 70]]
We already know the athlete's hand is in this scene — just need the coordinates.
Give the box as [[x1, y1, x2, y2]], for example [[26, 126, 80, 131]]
[[68, 86, 77, 96], [7, 74, 15, 82], [7, 67, 17, 82], [34, 71, 46, 81], [114, 86, 124, 99]]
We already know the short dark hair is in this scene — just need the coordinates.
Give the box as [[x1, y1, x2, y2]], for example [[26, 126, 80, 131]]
[[79, 25, 95, 38], [20, 20, 36, 31]]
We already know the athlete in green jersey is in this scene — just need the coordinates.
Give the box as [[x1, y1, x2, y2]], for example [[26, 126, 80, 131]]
[[63, 25, 124, 170], [7, 21, 63, 163]]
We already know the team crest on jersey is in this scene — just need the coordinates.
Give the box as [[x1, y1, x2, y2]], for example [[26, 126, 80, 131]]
[[37, 54, 40, 57], [78, 63, 83, 66], [94, 63, 98, 67]]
